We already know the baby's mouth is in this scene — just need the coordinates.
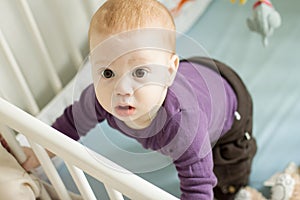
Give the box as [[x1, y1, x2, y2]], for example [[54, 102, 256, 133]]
[[115, 105, 136, 117], [119, 105, 133, 109]]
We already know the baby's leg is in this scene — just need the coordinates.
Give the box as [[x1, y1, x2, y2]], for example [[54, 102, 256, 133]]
[[185, 57, 258, 199], [213, 124, 257, 200], [0, 145, 40, 200], [207, 58, 257, 200]]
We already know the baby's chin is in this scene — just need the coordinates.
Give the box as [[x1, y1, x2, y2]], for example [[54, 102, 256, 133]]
[[115, 112, 155, 130]]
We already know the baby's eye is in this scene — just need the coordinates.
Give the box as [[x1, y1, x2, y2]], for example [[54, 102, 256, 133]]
[[132, 68, 148, 78], [101, 69, 115, 79]]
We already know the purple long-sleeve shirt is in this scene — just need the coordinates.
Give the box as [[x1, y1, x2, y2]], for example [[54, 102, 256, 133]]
[[52, 60, 237, 199]]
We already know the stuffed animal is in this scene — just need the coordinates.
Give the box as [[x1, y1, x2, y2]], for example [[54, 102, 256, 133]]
[[265, 162, 300, 200], [246, 0, 281, 47], [234, 186, 267, 200], [170, 0, 194, 16], [234, 162, 300, 200]]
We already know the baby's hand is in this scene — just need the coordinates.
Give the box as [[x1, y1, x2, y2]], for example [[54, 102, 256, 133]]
[[21, 147, 56, 172], [21, 146, 41, 172]]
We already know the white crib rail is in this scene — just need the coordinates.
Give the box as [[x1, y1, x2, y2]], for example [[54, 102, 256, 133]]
[[0, 0, 100, 115], [65, 163, 97, 200], [19, 0, 63, 94], [0, 123, 27, 164], [0, 29, 40, 115], [0, 97, 179, 200], [29, 141, 74, 200]]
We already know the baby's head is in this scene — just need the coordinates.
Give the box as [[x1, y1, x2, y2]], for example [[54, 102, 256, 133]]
[[89, 0, 179, 129], [88, 0, 176, 50]]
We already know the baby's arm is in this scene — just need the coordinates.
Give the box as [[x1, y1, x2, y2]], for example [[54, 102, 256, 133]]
[[21, 85, 105, 171], [18, 84, 106, 173], [52, 84, 104, 140], [174, 152, 217, 200], [0, 133, 41, 171]]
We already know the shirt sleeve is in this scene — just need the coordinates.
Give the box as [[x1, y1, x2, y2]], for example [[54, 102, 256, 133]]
[[175, 152, 217, 200], [52, 85, 106, 140], [160, 108, 217, 200]]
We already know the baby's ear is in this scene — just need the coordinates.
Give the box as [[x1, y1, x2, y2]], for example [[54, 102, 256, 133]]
[[166, 54, 179, 86]]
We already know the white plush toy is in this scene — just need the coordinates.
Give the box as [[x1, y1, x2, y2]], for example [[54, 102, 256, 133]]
[[265, 162, 300, 200], [235, 162, 300, 200], [246, 0, 282, 47]]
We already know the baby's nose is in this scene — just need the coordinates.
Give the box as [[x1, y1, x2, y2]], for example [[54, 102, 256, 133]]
[[114, 76, 134, 96]]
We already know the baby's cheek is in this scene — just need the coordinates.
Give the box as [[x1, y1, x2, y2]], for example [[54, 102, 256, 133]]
[[95, 88, 111, 109], [136, 85, 166, 104]]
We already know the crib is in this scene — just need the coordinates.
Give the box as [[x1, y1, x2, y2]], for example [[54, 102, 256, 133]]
[[0, 0, 213, 199], [3, 0, 300, 199]]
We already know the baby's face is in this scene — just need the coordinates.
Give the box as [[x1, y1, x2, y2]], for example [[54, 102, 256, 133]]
[[92, 49, 177, 129]]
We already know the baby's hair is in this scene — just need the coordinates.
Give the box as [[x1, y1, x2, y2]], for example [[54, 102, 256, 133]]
[[89, 0, 176, 49]]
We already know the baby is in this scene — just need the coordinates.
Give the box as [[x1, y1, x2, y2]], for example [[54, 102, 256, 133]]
[[22, 0, 257, 199]]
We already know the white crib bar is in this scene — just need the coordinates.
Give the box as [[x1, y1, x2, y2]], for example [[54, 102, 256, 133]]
[[0, 123, 27, 163], [82, 0, 96, 20], [51, 1, 83, 71], [0, 97, 179, 200], [65, 163, 97, 200], [19, 0, 62, 94], [104, 184, 125, 200], [28, 141, 72, 200], [0, 29, 40, 115]]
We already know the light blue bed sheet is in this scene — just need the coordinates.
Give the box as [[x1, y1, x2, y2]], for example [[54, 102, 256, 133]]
[[57, 0, 300, 198]]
